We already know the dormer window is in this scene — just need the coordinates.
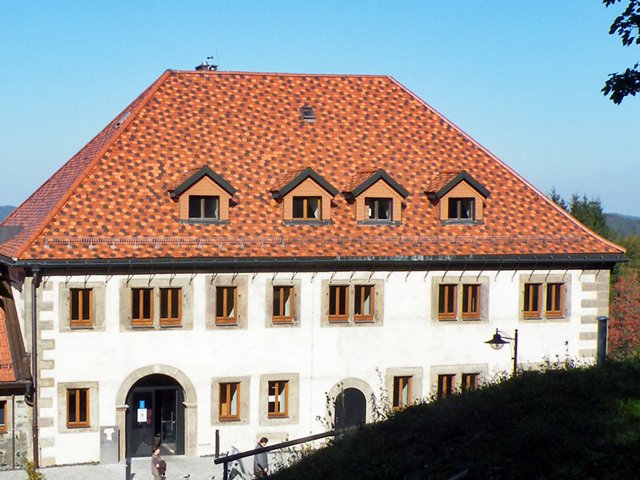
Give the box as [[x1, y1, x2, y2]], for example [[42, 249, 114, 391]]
[[271, 168, 338, 224], [170, 166, 236, 224], [365, 198, 392, 221], [293, 196, 322, 220], [300, 106, 316, 122], [189, 195, 220, 220], [448, 198, 475, 221], [344, 169, 408, 225], [425, 171, 489, 225]]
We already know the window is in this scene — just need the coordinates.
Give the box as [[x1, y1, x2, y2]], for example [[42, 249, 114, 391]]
[[365, 198, 392, 221], [70, 288, 93, 327], [448, 198, 475, 220], [273, 286, 294, 323], [354, 285, 374, 321], [216, 286, 237, 325], [300, 106, 316, 121], [160, 288, 182, 326], [188, 195, 219, 220], [131, 288, 153, 326], [461, 373, 479, 393], [461, 284, 480, 319], [0, 401, 6, 433], [545, 283, 564, 318], [67, 388, 90, 428], [438, 284, 457, 320], [219, 382, 240, 420], [437, 374, 455, 399], [392, 376, 413, 410], [523, 283, 542, 318], [328, 285, 349, 322], [268, 381, 289, 418], [292, 196, 321, 220]]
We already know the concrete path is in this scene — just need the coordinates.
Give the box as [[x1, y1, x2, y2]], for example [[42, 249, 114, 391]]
[[0, 456, 228, 480]]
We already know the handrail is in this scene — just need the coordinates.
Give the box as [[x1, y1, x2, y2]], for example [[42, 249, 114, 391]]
[[214, 427, 355, 479]]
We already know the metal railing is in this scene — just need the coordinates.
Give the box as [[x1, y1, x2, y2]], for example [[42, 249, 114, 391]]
[[214, 427, 354, 480]]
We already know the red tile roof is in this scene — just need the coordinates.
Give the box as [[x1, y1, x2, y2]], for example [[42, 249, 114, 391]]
[[0, 70, 624, 261], [0, 308, 15, 382]]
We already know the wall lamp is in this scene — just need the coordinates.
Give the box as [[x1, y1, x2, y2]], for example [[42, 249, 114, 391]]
[[485, 328, 519, 375]]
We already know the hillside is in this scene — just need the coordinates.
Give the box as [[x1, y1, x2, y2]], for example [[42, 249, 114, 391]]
[[606, 213, 640, 237], [0, 206, 14, 222], [271, 362, 640, 480]]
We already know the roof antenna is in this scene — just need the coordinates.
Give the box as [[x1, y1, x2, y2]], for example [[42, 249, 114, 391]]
[[195, 56, 218, 71]]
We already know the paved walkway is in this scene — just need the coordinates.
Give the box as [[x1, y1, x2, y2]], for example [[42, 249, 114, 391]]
[[0, 456, 233, 480]]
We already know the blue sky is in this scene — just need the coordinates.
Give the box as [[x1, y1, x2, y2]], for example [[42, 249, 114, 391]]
[[1, 1, 639, 216]]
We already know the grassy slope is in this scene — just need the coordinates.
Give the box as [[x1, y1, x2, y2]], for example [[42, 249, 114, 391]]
[[271, 362, 640, 480]]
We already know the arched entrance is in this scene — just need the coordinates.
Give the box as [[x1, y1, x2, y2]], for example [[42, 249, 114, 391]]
[[334, 388, 366, 429], [126, 374, 185, 457]]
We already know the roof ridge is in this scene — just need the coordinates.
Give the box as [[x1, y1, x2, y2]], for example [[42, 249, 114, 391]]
[[387, 77, 625, 255], [11, 70, 174, 259], [171, 69, 393, 79]]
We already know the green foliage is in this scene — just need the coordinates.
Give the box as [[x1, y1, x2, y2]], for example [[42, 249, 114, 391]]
[[602, 0, 640, 104], [548, 190, 614, 240], [271, 361, 640, 480], [24, 460, 45, 480]]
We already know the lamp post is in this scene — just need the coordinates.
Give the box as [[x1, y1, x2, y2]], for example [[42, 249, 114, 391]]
[[485, 328, 519, 375]]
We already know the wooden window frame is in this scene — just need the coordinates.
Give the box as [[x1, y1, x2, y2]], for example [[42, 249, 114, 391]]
[[188, 195, 220, 220], [461, 373, 479, 393], [392, 376, 413, 410], [364, 197, 393, 221], [267, 380, 289, 418], [218, 382, 241, 421], [215, 286, 238, 325], [438, 284, 458, 320], [131, 288, 154, 326], [272, 286, 294, 324], [448, 197, 475, 220], [437, 374, 455, 399], [0, 401, 6, 433], [70, 288, 93, 328], [66, 388, 90, 428], [523, 283, 542, 319], [328, 285, 350, 322], [292, 196, 322, 220], [461, 284, 481, 320], [353, 285, 375, 322], [545, 283, 564, 318], [159, 287, 182, 326]]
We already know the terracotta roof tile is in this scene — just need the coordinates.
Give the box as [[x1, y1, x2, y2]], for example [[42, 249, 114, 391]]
[[0, 309, 16, 382], [0, 71, 624, 260]]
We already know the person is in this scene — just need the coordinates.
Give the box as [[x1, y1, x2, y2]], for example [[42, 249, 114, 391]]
[[253, 437, 269, 478], [151, 446, 166, 480]]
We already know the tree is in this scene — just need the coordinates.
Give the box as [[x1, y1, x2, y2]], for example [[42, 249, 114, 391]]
[[548, 190, 613, 240], [608, 270, 640, 359], [602, 0, 640, 104]]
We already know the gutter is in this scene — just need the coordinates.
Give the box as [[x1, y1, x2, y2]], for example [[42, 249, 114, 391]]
[[2, 253, 626, 276]]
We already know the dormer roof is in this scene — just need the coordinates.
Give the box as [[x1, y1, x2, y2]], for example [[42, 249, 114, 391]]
[[344, 169, 409, 199], [425, 170, 490, 200], [170, 166, 236, 198], [271, 167, 339, 199]]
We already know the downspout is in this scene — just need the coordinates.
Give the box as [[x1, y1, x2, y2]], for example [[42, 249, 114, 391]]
[[31, 268, 41, 468]]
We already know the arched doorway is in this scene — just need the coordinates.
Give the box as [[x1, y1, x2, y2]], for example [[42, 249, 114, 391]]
[[125, 374, 185, 457], [334, 388, 366, 430]]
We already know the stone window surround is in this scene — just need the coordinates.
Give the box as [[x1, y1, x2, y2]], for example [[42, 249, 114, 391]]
[[57, 381, 99, 433], [119, 277, 194, 331], [431, 275, 490, 323], [259, 373, 300, 426], [385, 367, 423, 406], [429, 364, 487, 397], [0, 399, 7, 433], [211, 376, 250, 425], [320, 279, 384, 327], [59, 282, 106, 332], [518, 273, 571, 322], [205, 275, 249, 330], [265, 279, 302, 327]]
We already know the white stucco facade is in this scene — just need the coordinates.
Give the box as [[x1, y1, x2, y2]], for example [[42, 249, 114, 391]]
[[18, 267, 609, 466]]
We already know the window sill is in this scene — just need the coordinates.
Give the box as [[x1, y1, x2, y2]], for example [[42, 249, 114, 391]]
[[180, 219, 229, 225], [215, 321, 239, 327], [284, 219, 332, 226], [441, 219, 483, 226], [357, 220, 401, 226], [218, 417, 241, 422]]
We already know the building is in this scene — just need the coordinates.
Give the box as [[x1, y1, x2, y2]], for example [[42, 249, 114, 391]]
[[0, 69, 624, 466]]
